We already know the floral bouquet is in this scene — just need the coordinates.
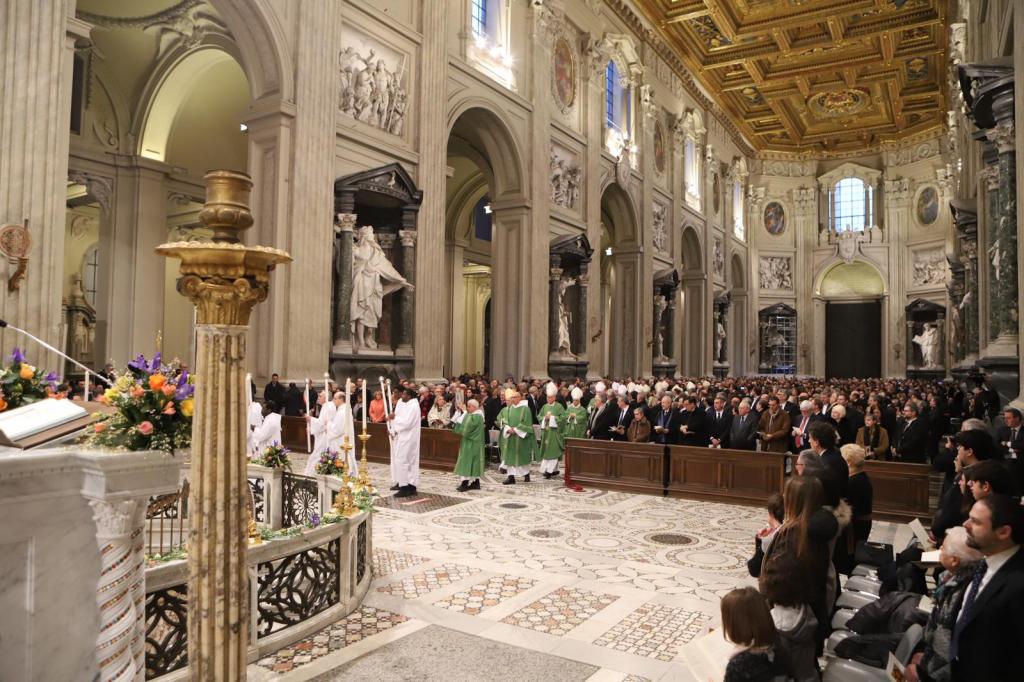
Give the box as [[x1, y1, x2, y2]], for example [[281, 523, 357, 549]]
[[0, 348, 61, 411], [88, 352, 194, 453], [256, 441, 292, 470], [315, 449, 347, 477]]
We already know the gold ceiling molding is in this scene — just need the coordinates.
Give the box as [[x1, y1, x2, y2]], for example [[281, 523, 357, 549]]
[[632, 0, 949, 158]]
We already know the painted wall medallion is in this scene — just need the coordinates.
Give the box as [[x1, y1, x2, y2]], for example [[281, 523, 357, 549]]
[[552, 37, 576, 112], [916, 185, 939, 226], [653, 120, 666, 174], [763, 201, 786, 236], [712, 173, 721, 214]]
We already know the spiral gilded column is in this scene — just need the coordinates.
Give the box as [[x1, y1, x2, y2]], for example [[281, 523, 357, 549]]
[[90, 499, 146, 682], [157, 170, 290, 681]]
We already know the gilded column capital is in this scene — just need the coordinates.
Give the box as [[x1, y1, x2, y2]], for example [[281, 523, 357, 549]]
[[336, 213, 357, 233], [549, 266, 563, 282]]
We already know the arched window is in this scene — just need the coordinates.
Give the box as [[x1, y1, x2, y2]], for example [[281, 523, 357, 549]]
[[831, 177, 874, 232], [471, 0, 501, 43], [604, 61, 630, 136], [82, 245, 99, 307]]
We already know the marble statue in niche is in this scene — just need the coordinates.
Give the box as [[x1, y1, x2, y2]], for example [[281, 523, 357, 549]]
[[350, 226, 413, 351], [912, 249, 947, 287], [758, 256, 792, 290], [338, 45, 407, 136], [912, 322, 942, 369], [653, 295, 667, 360], [714, 313, 726, 363], [651, 203, 667, 252], [550, 150, 581, 210], [555, 274, 577, 357]]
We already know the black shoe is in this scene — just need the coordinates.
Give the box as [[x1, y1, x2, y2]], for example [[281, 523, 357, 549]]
[[409, 485, 417, 495], [456, 481, 470, 492], [389, 484, 400, 491], [498, 466, 507, 474], [468, 479, 480, 490], [542, 472, 552, 479], [395, 485, 414, 498], [550, 470, 560, 477], [524, 473, 531, 483], [502, 476, 516, 485]]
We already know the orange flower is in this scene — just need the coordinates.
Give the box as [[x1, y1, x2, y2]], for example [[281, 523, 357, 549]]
[[148, 373, 167, 390], [162, 384, 176, 396], [163, 404, 176, 416], [0, 397, 6, 412], [131, 386, 145, 399], [19, 364, 35, 380], [93, 422, 106, 433]]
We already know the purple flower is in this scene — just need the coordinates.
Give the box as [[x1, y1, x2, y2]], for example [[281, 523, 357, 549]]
[[44, 371, 59, 383], [309, 512, 321, 528], [150, 352, 162, 373], [10, 347, 25, 364], [174, 383, 195, 400], [127, 354, 149, 373]]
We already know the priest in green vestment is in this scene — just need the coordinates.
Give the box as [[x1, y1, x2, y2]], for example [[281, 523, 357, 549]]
[[564, 387, 588, 440], [452, 398, 485, 491], [537, 385, 566, 478], [500, 390, 535, 484]]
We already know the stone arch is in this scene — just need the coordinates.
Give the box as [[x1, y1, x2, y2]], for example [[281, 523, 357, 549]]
[[730, 252, 746, 289], [680, 225, 703, 272], [728, 252, 749, 375], [598, 182, 642, 376], [208, 0, 292, 101], [446, 102, 526, 201], [679, 225, 708, 375], [600, 182, 639, 246], [814, 258, 887, 298]]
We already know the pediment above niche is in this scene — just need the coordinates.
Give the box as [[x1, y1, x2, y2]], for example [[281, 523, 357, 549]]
[[816, 162, 882, 189]]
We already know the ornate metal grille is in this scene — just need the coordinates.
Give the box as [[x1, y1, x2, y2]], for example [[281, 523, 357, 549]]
[[248, 476, 265, 523], [146, 479, 189, 557], [282, 472, 319, 527], [256, 539, 339, 637], [145, 584, 188, 679], [356, 521, 367, 584]]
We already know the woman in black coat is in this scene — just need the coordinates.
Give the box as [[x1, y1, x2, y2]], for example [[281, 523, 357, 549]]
[[841, 443, 873, 554]]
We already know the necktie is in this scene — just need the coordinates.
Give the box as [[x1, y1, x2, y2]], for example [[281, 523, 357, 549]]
[[951, 561, 987, 660], [717, 411, 722, 420]]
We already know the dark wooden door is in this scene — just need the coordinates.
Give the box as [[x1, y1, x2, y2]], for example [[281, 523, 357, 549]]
[[826, 300, 881, 378]]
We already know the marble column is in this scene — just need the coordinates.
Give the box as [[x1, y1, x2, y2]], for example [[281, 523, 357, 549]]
[[576, 267, 589, 360], [397, 229, 417, 355], [157, 171, 289, 681], [333, 214, 356, 352], [89, 498, 146, 682], [548, 262, 562, 356], [0, 3, 86, 366], [989, 121, 1018, 345]]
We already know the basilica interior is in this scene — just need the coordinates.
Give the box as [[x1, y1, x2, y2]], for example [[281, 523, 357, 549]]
[[1, 0, 1023, 681]]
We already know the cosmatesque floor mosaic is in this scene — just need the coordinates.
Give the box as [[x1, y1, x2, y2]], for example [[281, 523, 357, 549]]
[[250, 461, 909, 682]]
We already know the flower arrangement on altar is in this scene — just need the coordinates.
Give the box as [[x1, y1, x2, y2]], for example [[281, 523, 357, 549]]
[[0, 348, 62, 411], [88, 352, 194, 453], [255, 441, 292, 470], [315, 449, 346, 477]]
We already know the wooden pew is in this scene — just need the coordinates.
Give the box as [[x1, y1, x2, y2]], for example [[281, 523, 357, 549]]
[[862, 460, 932, 522], [667, 445, 787, 506], [563, 438, 665, 495]]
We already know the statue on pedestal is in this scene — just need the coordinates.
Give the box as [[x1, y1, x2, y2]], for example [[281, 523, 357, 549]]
[[912, 322, 942, 369], [555, 275, 576, 357], [714, 315, 726, 363], [350, 225, 413, 351]]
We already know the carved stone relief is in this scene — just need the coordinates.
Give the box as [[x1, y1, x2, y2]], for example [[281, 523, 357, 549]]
[[550, 146, 581, 210], [338, 31, 408, 137], [912, 248, 947, 287], [758, 256, 793, 291], [713, 236, 724, 280], [651, 202, 667, 252]]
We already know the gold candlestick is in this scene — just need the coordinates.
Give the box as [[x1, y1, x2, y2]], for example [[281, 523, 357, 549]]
[[357, 431, 372, 490], [339, 436, 354, 485], [247, 509, 262, 545]]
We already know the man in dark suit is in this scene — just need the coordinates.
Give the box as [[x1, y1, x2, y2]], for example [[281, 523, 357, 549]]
[[790, 400, 821, 452], [263, 373, 285, 413], [649, 395, 678, 445], [996, 407, 1024, 493], [931, 429, 995, 543], [609, 395, 633, 442], [707, 395, 733, 448], [728, 400, 759, 451], [781, 390, 800, 422], [893, 402, 929, 463], [678, 396, 709, 446], [588, 394, 615, 440], [944, 494, 1024, 682], [808, 420, 848, 507]]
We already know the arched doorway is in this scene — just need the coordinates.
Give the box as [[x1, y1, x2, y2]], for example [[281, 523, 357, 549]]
[[680, 226, 707, 375], [729, 253, 748, 375], [444, 106, 526, 377], [815, 260, 887, 378], [598, 183, 641, 377]]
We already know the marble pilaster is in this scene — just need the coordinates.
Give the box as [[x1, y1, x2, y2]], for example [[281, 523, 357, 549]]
[[397, 229, 417, 355], [333, 214, 356, 352], [576, 269, 589, 360]]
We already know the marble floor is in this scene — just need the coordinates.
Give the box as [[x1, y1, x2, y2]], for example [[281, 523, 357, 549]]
[[250, 463, 910, 682]]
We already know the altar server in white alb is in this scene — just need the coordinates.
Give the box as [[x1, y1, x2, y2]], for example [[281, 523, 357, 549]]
[[251, 404, 282, 455], [388, 387, 421, 498], [304, 391, 333, 475], [327, 390, 358, 476], [247, 400, 265, 457]]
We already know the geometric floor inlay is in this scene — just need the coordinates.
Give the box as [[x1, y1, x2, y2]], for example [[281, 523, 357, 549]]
[[432, 574, 538, 616], [371, 547, 431, 578], [592, 603, 710, 661], [375, 563, 482, 600], [377, 492, 472, 514], [645, 532, 696, 546], [255, 605, 409, 673], [501, 586, 619, 636]]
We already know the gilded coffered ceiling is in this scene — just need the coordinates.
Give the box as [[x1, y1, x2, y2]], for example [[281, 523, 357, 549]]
[[636, 0, 949, 157]]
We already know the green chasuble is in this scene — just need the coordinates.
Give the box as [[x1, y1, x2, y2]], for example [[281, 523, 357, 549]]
[[564, 404, 588, 440], [537, 402, 566, 461], [500, 403, 535, 467], [496, 406, 509, 461], [453, 411, 485, 478]]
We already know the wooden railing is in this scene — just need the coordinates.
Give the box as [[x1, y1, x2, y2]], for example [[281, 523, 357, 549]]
[[862, 460, 932, 522]]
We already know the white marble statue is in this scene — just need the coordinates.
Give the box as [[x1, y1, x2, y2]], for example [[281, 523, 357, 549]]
[[556, 275, 576, 356], [913, 322, 942, 369], [714, 316, 726, 362], [350, 225, 413, 351], [550, 151, 581, 210]]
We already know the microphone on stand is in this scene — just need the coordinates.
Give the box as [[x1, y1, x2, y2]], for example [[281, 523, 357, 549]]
[[0, 318, 112, 387]]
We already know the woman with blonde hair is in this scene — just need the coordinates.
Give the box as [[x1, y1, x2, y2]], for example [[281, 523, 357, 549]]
[[841, 443, 873, 559]]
